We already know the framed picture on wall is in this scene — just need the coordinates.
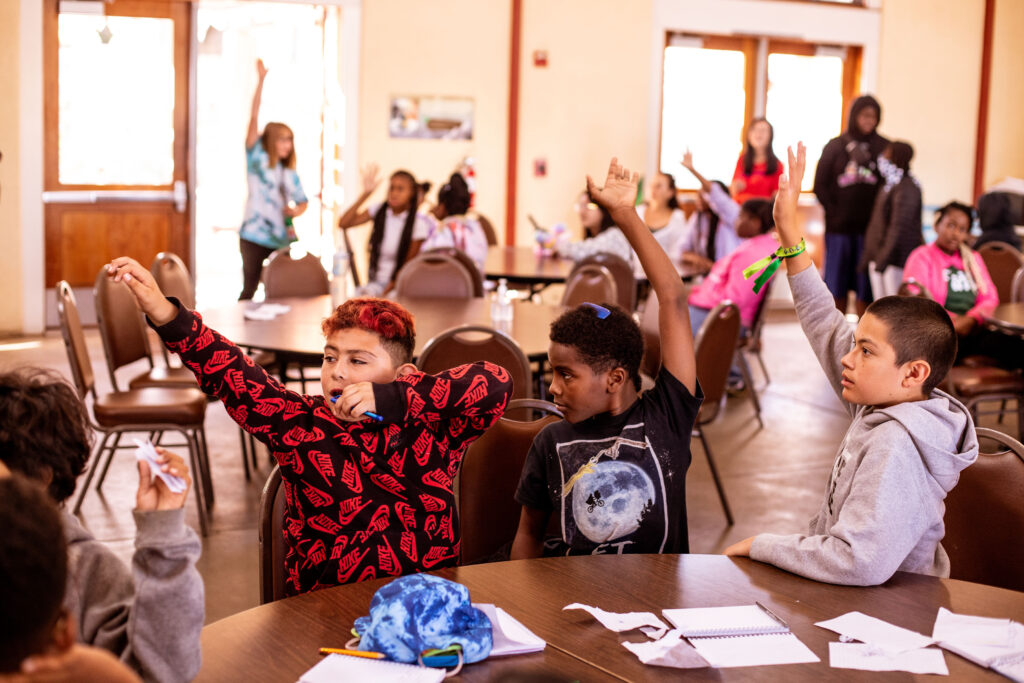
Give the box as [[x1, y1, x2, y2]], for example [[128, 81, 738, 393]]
[[389, 95, 474, 140]]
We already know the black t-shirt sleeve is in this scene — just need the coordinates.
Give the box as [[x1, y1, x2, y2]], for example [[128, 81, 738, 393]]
[[643, 367, 703, 439], [514, 426, 556, 511]]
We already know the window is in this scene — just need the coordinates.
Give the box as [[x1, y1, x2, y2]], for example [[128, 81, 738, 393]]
[[660, 33, 862, 193]]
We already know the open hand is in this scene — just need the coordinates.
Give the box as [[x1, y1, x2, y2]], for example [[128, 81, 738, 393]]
[[330, 382, 377, 422], [256, 58, 268, 81], [136, 448, 190, 512], [106, 257, 177, 325], [361, 163, 381, 195], [681, 148, 694, 170], [772, 143, 806, 234], [586, 157, 639, 215], [13, 644, 142, 683]]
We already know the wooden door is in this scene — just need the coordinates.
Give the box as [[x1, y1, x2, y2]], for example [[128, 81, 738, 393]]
[[43, 0, 191, 287]]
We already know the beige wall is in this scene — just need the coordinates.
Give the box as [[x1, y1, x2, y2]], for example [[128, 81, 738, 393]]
[[356, 0, 510, 252], [0, 0, 23, 335], [877, 0, 984, 208], [514, 0, 653, 246], [984, 0, 1024, 189]]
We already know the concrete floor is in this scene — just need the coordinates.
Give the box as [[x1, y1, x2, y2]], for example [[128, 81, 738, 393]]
[[0, 309, 1015, 625]]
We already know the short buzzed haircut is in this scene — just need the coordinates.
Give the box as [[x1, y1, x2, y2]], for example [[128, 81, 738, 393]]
[[865, 295, 957, 395], [550, 303, 644, 391], [0, 475, 68, 672]]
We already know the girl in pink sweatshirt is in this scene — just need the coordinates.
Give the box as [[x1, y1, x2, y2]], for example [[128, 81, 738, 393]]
[[902, 201, 998, 339], [688, 198, 777, 332]]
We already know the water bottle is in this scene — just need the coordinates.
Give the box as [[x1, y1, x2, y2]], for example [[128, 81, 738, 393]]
[[491, 278, 513, 322], [330, 246, 350, 305]]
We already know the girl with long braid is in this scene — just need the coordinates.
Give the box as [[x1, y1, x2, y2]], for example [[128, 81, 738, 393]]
[[338, 164, 433, 295]]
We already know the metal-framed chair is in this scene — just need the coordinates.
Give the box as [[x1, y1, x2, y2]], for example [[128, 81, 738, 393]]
[[692, 301, 741, 525], [943, 427, 1024, 592], [262, 248, 330, 298], [421, 247, 485, 297], [393, 251, 478, 299], [258, 465, 287, 604], [418, 325, 532, 400], [456, 398, 562, 565], [57, 281, 212, 535], [575, 252, 636, 312], [976, 241, 1024, 304], [561, 263, 618, 309]]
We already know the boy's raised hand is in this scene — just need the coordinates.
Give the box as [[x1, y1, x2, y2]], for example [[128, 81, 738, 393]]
[[586, 157, 639, 215], [772, 143, 812, 275], [106, 257, 178, 326]]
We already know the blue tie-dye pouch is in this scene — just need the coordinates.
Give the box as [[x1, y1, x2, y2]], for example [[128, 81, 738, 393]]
[[353, 574, 493, 665]]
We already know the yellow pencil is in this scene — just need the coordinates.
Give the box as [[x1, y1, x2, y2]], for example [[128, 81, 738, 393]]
[[318, 647, 385, 659]]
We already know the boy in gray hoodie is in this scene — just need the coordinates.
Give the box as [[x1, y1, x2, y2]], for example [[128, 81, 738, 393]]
[[0, 367, 204, 682], [725, 143, 978, 586]]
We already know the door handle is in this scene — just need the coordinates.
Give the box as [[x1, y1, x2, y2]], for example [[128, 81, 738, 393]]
[[42, 184, 189, 213]]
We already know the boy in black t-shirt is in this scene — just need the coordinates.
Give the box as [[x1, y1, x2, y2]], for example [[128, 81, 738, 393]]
[[511, 158, 703, 558]]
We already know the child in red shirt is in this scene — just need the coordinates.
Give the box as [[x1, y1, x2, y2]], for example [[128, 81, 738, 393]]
[[106, 257, 513, 595]]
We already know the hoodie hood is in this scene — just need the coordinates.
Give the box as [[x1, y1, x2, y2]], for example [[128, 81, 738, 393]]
[[865, 389, 978, 491], [846, 94, 882, 140]]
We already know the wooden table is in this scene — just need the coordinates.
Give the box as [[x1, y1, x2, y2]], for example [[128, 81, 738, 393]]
[[198, 295, 560, 362], [197, 554, 1024, 681], [987, 302, 1024, 335]]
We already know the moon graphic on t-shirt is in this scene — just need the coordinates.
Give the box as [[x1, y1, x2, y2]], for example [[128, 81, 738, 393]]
[[571, 461, 656, 543]]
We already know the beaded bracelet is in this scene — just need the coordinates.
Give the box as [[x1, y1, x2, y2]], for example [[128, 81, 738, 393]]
[[742, 238, 807, 294]]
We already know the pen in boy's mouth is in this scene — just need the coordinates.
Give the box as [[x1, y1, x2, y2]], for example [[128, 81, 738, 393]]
[[329, 394, 383, 422]]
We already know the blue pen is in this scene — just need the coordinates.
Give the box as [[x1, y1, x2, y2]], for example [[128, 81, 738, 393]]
[[329, 394, 383, 422]]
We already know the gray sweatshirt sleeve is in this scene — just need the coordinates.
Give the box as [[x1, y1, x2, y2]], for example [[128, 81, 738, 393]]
[[749, 423, 936, 586], [127, 508, 205, 683], [787, 266, 856, 416], [72, 509, 204, 683]]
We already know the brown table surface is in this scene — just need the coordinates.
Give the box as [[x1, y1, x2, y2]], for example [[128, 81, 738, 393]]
[[987, 302, 1024, 334], [484, 245, 701, 286], [198, 295, 560, 362], [197, 554, 1024, 682]]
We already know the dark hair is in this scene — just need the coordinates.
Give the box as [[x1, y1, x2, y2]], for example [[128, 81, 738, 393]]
[[322, 297, 416, 365], [704, 180, 731, 262], [658, 173, 679, 210], [368, 170, 419, 283], [0, 367, 92, 503], [0, 474, 68, 672], [742, 118, 780, 177], [584, 187, 617, 235], [888, 141, 914, 172], [865, 296, 957, 395], [437, 173, 472, 216], [740, 198, 775, 234], [936, 201, 975, 226], [977, 192, 1013, 232], [550, 303, 644, 391]]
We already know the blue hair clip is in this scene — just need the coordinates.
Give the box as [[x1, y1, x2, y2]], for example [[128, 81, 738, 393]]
[[581, 302, 610, 319]]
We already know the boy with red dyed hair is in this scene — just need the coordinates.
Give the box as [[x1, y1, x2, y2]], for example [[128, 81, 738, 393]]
[[107, 257, 513, 595]]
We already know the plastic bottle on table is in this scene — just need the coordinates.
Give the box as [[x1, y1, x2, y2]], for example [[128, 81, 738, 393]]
[[491, 278, 513, 322]]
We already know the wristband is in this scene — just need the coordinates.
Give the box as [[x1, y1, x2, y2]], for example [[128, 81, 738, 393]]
[[742, 238, 806, 294]]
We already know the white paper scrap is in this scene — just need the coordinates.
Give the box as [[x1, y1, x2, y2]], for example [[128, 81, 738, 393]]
[[816, 611, 934, 653], [933, 607, 1019, 649], [563, 603, 669, 633], [133, 439, 187, 493], [829, 643, 948, 674], [621, 630, 710, 669]]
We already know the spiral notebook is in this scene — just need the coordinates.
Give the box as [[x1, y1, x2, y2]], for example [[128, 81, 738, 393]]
[[298, 654, 444, 683], [662, 605, 819, 668]]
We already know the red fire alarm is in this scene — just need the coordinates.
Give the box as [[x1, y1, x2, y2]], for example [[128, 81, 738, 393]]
[[533, 50, 548, 67]]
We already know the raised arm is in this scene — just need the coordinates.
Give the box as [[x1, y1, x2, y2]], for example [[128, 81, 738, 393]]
[[337, 164, 381, 229], [246, 60, 268, 149], [588, 158, 696, 394], [680, 149, 711, 193]]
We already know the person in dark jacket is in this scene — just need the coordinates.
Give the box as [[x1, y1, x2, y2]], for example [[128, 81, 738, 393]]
[[974, 191, 1022, 251], [814, 94, 889, 316], [859, 141, 923, 297]]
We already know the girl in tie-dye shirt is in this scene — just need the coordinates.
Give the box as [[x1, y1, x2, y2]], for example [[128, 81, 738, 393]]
[[239, 59, 308, 300]]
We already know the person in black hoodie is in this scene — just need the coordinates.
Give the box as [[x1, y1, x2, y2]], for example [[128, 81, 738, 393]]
[[974, 191, 1022, 251], [814, 94, 889, 316], [858, 141, 923, 298]]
